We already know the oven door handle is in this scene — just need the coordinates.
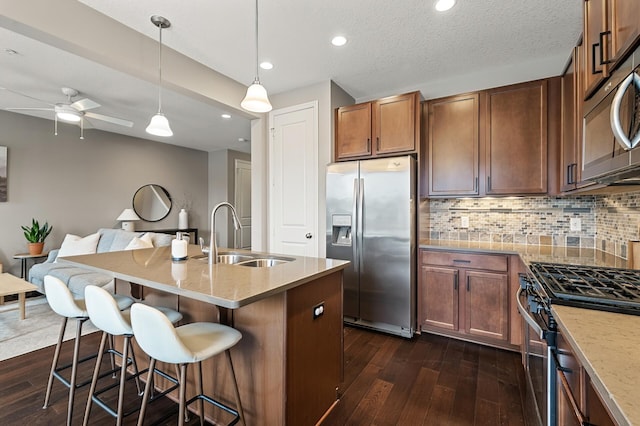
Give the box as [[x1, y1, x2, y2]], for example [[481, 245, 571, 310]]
[[516, 286, 545, 340], [552, 349, 593, 426]]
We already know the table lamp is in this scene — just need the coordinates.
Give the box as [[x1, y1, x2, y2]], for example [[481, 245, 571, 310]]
[[117, 208, 140, 232]]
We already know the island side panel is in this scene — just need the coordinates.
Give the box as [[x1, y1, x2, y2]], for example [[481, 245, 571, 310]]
[[286, 271, 343, 425]]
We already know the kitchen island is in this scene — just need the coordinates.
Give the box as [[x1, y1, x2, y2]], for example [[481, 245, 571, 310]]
[[61, 245, 349, 425]]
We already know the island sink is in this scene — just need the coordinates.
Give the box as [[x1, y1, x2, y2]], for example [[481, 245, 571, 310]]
[[192, 251, 294, 267]]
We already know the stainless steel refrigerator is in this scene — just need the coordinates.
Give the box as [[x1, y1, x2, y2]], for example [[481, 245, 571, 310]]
[[326, 155, 416, 338]]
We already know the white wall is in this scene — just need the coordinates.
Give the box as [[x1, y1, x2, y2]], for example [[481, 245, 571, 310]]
[[250, 80, 354, 256], [0, 110, 208, 276]]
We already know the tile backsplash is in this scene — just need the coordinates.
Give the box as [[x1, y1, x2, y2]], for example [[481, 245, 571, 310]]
[[420, 190, 640, 258]]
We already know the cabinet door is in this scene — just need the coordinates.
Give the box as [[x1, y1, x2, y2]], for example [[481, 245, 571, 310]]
[[373, 92, 418, 155], [463, 270, 509, 342], [485, 80, 548, 195], [428, 93, 479, 196], [561, 49, 578, 192], [584, 0, 608, 98], [419, 265, 459, 332], [335, 103, 372, 160], [610, 0, 640, 65]]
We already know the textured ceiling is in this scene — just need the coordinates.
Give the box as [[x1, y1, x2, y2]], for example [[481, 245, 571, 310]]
[[0, 0, 583, 152]]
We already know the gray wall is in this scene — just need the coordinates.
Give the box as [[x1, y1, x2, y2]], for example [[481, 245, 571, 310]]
[[207, 149, 251, 248], [0, 110, 208, 276]]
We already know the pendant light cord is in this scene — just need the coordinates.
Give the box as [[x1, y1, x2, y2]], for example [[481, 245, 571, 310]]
[[157, 22, 163, 113], [254, 0, 260, 81]]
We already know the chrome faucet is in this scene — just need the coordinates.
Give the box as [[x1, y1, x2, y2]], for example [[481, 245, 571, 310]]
[[200, 202, 242, 265]]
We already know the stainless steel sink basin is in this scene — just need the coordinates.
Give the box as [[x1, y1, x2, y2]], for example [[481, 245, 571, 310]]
[[236, 258, 289, 267], [191, 252, 293, 267], [217, 254, 254, 264]]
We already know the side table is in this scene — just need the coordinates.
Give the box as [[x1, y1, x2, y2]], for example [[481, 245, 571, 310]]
[[0, 273, 38, 319], [13, 252, 49, 279]]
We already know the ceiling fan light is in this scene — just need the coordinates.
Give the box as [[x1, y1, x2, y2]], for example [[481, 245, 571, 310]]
[[241, 81, 272, 113], [56, 110, 82, 122], [146, 112, 173, 137]]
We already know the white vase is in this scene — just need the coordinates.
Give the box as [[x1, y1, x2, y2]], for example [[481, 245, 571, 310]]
[[178, 209, 188, 229]]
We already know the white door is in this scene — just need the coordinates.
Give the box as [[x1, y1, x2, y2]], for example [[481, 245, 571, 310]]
[[269, 101, 318, 257], [234, 159, 252, 249]]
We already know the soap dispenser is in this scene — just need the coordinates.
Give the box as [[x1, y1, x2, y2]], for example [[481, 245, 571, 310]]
[[171, 232, 188, 261]]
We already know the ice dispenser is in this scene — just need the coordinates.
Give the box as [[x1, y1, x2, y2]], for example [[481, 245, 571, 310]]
[[331, 214, 352, 246]]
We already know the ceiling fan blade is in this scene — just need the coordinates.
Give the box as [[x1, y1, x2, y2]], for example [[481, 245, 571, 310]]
[[6, 107, 53, 111], [84, 112, 133, 128], [0, 87, 55, 106], [70, 98, 100, 111]]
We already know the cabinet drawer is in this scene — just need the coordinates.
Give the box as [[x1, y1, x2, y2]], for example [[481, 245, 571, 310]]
[[421, 250, 508, 272]]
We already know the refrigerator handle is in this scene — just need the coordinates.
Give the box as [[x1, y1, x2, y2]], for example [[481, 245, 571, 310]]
[[358, 178, 365, 273], [352, 178, 359, 273]]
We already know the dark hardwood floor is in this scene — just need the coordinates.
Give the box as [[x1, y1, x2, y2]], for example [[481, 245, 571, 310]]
[[323, 326, 529, 426], [0, 326, 530, 425]]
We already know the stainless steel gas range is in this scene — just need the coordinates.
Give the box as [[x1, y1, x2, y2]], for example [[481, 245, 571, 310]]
[[517, 262, 640, 426]]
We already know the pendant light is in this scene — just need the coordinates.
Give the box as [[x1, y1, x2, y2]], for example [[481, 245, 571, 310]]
[[146, 15, 173, 137], [241, 0, 272, 113]]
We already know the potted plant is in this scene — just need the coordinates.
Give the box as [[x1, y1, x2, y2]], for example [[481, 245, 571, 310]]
[[21, 218, 53, 255]]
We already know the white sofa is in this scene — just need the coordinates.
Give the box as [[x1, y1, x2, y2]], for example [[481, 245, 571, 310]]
[[29, 228, 173, 298]]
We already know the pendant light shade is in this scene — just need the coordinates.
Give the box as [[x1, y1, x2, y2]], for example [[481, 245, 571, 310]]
[[146, 112, 173, 137], [241, 0, 272, 113], [147, 15, 173, 137], [241, 79, 272, 113]]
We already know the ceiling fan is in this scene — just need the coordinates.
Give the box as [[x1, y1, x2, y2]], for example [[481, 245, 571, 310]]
[[2, 86, 133, 137]]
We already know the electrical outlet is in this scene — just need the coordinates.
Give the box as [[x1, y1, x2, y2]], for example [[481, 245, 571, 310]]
[[312, 302, 325, 319], [570, 218, 581, 232], [461, 216, 469, 229]]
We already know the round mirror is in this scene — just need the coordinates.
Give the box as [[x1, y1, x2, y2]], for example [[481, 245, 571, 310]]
[[132, 184, 172, 222]]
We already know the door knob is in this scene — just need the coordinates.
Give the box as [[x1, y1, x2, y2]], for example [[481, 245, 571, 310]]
[[305, 233, 313, 239]]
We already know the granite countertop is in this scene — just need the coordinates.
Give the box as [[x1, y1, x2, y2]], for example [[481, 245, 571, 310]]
[[61, 245, 349, 308], [419, 239, 627, 268], [552, 305, 640, 426]]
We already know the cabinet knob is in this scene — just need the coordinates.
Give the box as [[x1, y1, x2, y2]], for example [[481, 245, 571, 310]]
[[305, 233, 313, 239]]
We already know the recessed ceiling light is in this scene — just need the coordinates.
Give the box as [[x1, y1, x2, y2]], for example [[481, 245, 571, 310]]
[[260, 61, 273, 70], [331, 36, 347, 47], [221, 113, 232, 119], [435, 0, 456, 11]]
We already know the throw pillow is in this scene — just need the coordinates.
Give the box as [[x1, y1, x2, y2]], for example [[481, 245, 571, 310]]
[[55, 232, 101, 261], [124, 233, 154, 250]]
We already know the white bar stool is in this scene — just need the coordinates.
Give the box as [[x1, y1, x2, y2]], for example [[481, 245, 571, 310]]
[[82, 285, 183, 426], [42, 275, 134, 426], [130, 303, 245, 426]]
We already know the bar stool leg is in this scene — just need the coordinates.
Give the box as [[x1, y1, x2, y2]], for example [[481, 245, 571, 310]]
[[136, 357, 156, 426], [178, 364, 188, 426], [196, 362, 205, 426], [43, 317, 68, 409], [82, 331, 108, 426], [226, 350, 245, 426], [114, 336, 132, 426], [66, 318, 86, 426]]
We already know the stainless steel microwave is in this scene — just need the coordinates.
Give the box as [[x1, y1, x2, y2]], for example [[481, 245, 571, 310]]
[[582, 47, 640, 184]]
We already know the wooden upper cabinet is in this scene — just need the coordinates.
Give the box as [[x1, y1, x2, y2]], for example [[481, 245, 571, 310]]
[[584, 0, 608, 98], [427, 93, 479, 196], [561, 47, 579, 193], [335, 103, 372, 159], [610, 0, 640, 63], [373, 92, 419, 155], [583, 0, 640, 99], [485, 80, 548, 195], [335, 91, 420, 161]]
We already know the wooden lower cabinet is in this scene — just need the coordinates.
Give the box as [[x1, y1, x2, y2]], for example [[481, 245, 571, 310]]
[[419, 249, 513, 349], [556, 330, 616, 426]]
